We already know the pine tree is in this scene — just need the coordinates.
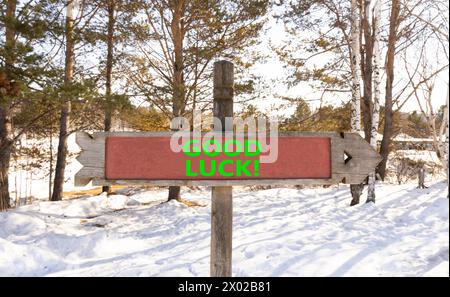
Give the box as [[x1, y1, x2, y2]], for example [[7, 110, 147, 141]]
[[52, 0, 76, 201], [101, 0, 116, 194], [127, 0, 269, 200], [51, 0, 105, 201], [1, 0, 63, 211], [0, 1, 17, 210]]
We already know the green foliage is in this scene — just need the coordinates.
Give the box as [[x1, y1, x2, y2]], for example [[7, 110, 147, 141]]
[[280, 99, 352, 132], [122, 106, 169, 132], [0, 0, 65, 81], [237, 104, 265, 119], [401, 111, 429, 138]]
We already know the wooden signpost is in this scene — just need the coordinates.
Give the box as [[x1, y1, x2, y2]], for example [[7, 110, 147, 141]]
[[75, 61, 381, 277]]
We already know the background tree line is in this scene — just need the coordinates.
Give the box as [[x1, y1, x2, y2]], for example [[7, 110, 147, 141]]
[[1, 0, 448, 211]]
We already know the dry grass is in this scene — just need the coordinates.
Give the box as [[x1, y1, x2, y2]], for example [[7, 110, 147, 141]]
[[63, 188, 103, 199], [176, 198, 206, 207], [63, 185, 129, 200], [63, 186, 207, 208]]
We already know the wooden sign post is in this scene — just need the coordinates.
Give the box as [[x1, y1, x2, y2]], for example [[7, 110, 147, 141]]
[[74, 61, 382, 277], [211, 61, 234, 277]]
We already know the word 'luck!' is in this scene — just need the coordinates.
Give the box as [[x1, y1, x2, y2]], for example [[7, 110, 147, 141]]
[[182, 139, 261, 177]]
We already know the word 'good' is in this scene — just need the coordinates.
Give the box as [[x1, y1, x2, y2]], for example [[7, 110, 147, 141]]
[[182, 139, 261, 177]]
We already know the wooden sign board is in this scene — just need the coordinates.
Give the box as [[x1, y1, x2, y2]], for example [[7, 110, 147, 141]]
[[75, 131, 381, 187]]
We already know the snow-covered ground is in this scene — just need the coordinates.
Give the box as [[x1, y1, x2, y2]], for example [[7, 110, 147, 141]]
[[8, 134, 90, 203], [0, 181, 448, 277]]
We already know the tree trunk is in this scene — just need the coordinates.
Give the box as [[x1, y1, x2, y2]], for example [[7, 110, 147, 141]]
[[434, 85, 449, 190], [361, 0, 373, 143], [52, 0, 75, 201], [0, 0, 17, 211], [378, 0, 400, 180], [168, 0, 186, 201], [0, 130, 12, 211], [350, 184, 363, 206], [366, 0, 381, 204], [349, 0, 364, 206], [102, 0, 116, 194], [444, 86, 449, 187], [48, 127, 53, 200], [418, 167, 426, 189]]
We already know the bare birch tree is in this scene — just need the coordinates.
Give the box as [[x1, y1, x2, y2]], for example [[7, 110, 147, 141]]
[[349, 0, 364, 206], [413, 75, 449, 186], [404, 0, 449, 187], [366, 0, 381, 203]]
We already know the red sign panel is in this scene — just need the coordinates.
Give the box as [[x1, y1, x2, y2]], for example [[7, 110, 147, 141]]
[[105, 136, 331, 180]]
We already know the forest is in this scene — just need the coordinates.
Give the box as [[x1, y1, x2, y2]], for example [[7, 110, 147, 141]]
[[0, 0, 448, 277]]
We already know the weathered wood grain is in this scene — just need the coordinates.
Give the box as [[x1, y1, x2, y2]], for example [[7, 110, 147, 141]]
[[75, 131, 381, 186], [211, 186, 232, 277], [211, 60, 234, 277]]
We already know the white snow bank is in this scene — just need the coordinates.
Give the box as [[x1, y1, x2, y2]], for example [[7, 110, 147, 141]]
[[0, 182, 448, 276]]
